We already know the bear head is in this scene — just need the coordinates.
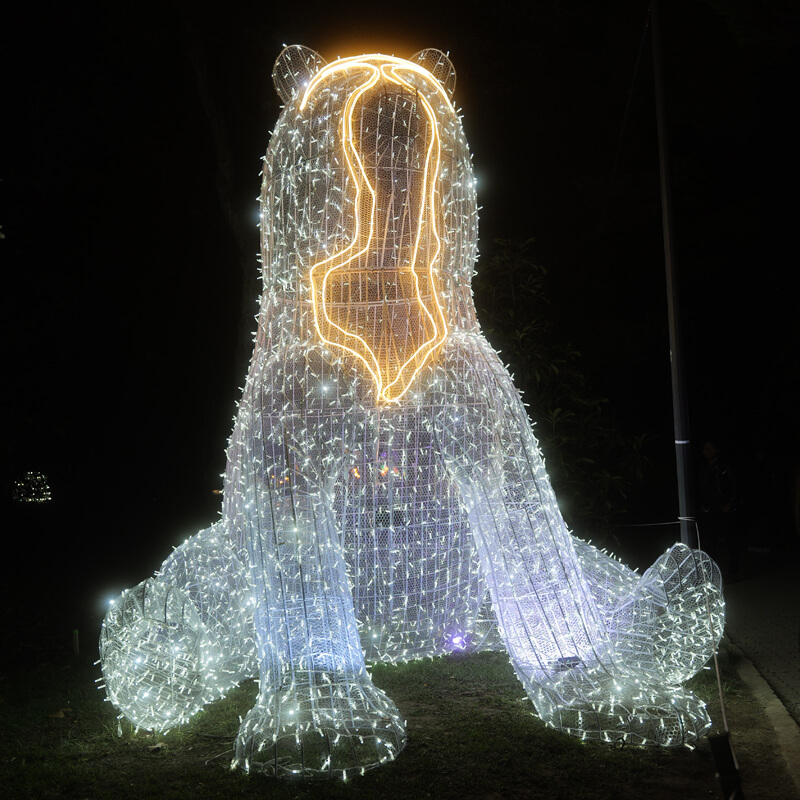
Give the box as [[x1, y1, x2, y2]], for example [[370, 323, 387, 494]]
[[259, 46, 478, 403]]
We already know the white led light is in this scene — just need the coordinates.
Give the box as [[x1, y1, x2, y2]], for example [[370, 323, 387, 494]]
[[100, 45, 724, 781]]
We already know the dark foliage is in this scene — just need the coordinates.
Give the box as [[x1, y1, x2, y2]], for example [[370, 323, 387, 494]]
[[473, 240, 649, 541]]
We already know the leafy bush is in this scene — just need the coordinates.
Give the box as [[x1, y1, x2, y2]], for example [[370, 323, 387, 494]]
[[473, 239, 648, 540]]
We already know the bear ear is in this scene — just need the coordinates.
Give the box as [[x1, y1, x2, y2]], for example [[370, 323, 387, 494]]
[[409, 48, 456, 99], [272, 45, 327, 104]]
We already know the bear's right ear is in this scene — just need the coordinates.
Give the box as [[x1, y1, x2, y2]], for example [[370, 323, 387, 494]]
[[410, 49, 456, 99], [272, 45, 327, 105]]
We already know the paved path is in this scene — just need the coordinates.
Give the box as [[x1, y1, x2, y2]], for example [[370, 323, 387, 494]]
[[724, 566, 800, 725]]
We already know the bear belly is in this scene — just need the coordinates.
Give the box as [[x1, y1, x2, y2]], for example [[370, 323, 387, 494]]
[[334, 417, 485, 662]]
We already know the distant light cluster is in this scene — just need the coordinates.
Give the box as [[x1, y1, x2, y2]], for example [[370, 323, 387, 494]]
[[99, 46, 724, 781], [12, 471, 52, 503]]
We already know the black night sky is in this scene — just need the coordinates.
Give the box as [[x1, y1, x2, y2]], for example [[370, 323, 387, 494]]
[[2, 1, 798, 642]]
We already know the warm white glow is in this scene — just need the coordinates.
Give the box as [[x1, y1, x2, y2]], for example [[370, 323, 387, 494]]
[[307, 56, 448, 403], [99, 45, 725, 782], [12, 471, 52, 503]]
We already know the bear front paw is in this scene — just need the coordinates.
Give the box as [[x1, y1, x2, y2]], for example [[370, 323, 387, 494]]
[[233, 675, 406, 779], [100, 578, 218, 732], [520, 663, 711, 746]]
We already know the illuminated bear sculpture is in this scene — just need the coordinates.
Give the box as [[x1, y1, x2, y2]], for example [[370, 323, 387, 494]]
[[100, 46, 725, 779]]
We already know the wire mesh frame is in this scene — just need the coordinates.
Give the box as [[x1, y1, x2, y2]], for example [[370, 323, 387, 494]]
[[99, 47, 725, 780]]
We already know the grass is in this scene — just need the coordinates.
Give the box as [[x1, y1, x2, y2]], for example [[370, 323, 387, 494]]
[[0, 643, 748, 800]]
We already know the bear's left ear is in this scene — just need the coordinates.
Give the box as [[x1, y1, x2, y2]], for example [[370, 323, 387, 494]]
[[409, 48, 456, 99], [272, 45, 327, 104]]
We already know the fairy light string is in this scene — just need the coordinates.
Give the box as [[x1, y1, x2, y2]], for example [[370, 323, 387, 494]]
[[306, 56, 449, 403]]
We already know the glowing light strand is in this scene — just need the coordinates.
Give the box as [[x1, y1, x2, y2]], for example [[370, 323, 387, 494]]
[[307, 57, 447, 402]]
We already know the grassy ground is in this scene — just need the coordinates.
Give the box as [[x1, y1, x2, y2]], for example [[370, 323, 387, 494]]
[[0, 639, 795, 800]]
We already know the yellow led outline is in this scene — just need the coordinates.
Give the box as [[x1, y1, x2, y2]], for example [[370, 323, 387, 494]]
[[302, 56, 450, 403]]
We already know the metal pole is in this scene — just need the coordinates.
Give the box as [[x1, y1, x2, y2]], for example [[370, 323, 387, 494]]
[[651, 0, 696, 547]]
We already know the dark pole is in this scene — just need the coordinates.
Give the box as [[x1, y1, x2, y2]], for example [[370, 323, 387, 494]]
[[651, 0, 697, 548]]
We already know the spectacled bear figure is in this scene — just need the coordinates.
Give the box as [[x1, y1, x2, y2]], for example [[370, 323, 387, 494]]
[[100, 46, 724, 779]]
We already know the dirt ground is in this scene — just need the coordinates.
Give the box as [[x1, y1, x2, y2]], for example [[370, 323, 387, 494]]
[[389, 643, 800, 800], [645, 645, 800, 800], [2, 638, 798, 800]]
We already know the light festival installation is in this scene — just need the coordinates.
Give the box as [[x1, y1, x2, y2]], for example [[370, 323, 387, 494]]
[[99, 46, 725, 780]]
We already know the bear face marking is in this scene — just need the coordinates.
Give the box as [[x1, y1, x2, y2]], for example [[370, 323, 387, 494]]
[[261, 47, 476, 403]]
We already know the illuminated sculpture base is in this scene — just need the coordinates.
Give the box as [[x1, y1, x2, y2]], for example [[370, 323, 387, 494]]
[[101, 522, 723, 775], [100, 46, 724, 779]]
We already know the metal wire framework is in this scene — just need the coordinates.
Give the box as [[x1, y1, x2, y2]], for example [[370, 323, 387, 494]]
[[99, 46, 725, 780]]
